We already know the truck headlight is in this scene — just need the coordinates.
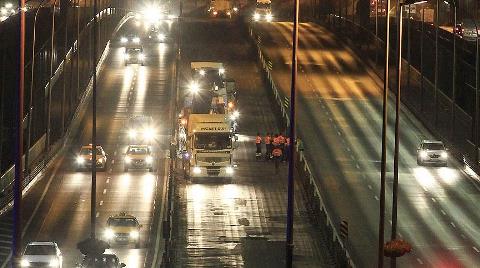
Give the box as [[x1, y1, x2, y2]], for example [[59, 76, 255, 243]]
[[125, 156, 132, 164], [104, 228, 114, 239], [76, 156, 85, 164], [146, 156, 153, 164], [233, 7, 238, 12], [120, 37, 127, 43], [193, 166, 201, 174], [219, 68, 225, 75], [419, 150, 428, 159], [20, 259, 30, 267], [199, 69, 206, 76], [158, 34, 165, 41], [143, 128, 155, 140], [226, 166, 234, 174], [49, 259, 59, 267], [138, 53, 145, 60], [130, 230, 139, 239], [441, 152, 448, 158], [266, 14, 273, 21], [124, 53, 130, 60], [253, 13, 260, 21], [128, 129, 137, 139], [133, 37, 140, 43], [227, 11, 231, 16]]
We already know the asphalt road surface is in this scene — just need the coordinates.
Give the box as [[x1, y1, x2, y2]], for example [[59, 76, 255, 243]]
[[171, 18, 333, 267], [254, 21, 480, 267], [0, 19, 175, 267]]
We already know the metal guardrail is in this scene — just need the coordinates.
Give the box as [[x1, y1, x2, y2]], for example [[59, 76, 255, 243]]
[[248, 24, 355, 267]]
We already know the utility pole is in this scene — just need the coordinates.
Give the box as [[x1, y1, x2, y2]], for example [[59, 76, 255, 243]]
[[91, 0, 98, 240], [286, 0, 299, 266], [13, 0, 26, 265]]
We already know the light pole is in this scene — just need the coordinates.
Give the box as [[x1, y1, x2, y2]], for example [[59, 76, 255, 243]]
[[475, 20, 480, 164], [25, 0, 49, 175], [188, 81, 200, 113], [91, 0, 98, 240], [13, 0, 26, 264], [390, 1, 426, 268], [445, 0, 457, 140], [45, 0, 60, 157], [286, 0, 299, 266]]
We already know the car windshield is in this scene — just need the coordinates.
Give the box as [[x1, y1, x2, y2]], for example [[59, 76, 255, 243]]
[[194, 133, 232, 150], [424, 143, 445, 150], [107, 217, 138, 227], [128, 147, 149, 155], [129, 117, 151, 127], [24, 245, 56, 255], [127, 48, 142, 54], [80, 148, 103, 155]]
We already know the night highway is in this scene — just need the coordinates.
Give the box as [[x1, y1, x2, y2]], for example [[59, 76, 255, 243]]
[[1, 0, 480, 267]]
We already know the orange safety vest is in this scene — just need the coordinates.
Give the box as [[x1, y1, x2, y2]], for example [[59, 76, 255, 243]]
[[265, 136, 271, 144], [272, 148, 282, 157], [255, 136, 262, 144]]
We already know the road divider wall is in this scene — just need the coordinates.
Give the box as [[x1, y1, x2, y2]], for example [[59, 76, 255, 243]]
[[247, 23, 355, 268]]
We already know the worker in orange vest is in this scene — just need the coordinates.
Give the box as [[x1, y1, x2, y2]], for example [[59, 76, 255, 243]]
[[272, 134, 280, 149], [278, 132, 286, 159], [255, 133, 262, 157], [272, 147, 282, 174], [265, 132, 272, 160]]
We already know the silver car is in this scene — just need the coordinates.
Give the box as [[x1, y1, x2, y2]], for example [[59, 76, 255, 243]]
[[21, 241, 63, 268], [417, 140, 448, 166]]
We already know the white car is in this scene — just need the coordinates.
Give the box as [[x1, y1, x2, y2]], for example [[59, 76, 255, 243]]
[[21, 241, 62, 268], [417, 140, 448, 166]]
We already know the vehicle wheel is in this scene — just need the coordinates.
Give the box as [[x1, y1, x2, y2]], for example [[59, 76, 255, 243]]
[[149, 168, 153, 172], [417, 158, 422, 166]]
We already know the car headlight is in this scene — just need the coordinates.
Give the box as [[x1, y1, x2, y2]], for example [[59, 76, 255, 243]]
[[441, 151, 448, 158], [158, 34, 165, 41], [419, 150, 428, 158], [227, 11, 231, 16], [143, 128, 155, 140], [20, 259, 30, 267], [193, 166, 201, 174], [49, 259, 59, 267], [120, 37, 127, 43], [133, 37, 140, 43], [138, 53, 145, 60], [76, 156, 85, 164], [97, 158, 104, 163], [226, 166, 234, 174], [128, 129, 137, 139], [199, 69, 206, 76], [130, 230, 139, 239], [253, 13, 260, 20], [125, 156, 132, 164], [219, 68, 225, 75], [266, 14, 273, 21], [146, 156, 153, 164], [233, 7, 238, 12], [104, 228, 114, 239]]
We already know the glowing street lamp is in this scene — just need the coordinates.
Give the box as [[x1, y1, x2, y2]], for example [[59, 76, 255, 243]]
[[188, 81, 200, 94]]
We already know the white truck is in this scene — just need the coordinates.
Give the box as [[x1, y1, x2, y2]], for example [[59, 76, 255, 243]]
[[253, 0, 272, 22], [185, 114, 234, 178]]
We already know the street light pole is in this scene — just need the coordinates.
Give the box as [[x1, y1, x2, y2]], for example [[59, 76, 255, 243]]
[[13, 0, 26, 265], [286, 0, 299, 266], [378, 0, 391, 266], [91, 0, 98, 240], [450, 1, 457, 140]]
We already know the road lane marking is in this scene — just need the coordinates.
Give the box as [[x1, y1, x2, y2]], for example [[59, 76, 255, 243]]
[[441, 210, 446, 216], [368, 185, 372, 190], [111, 159, 115, 164], [99, 200, 103, 206], [337, 131, 341, 136], [103, 189, 107, 194], [114, 151, 117, 156], [422, 186, 428, 192], [374, 195, 379, 200], [473, 246, 479, 253], [417, 258, 423, 264], [96, 212, 100, 218], [450, 222, 456, 228], [431, 198, 436, 203], [106, 178, 110, 183], [355, 164, 360, 169]]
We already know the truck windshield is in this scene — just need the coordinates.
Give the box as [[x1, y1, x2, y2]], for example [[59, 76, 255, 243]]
[[194, 133, 232, 150], [256, 3, 270, 9]]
